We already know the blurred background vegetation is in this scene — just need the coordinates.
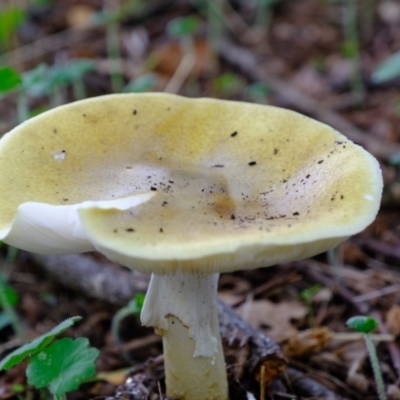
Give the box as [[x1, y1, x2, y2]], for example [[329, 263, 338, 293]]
[[2, 1, 400, 399]]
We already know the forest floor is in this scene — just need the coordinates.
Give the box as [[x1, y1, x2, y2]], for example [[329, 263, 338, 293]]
[[1, 0, 400, 399]]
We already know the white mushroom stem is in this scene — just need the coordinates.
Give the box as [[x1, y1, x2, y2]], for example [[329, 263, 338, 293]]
[[141, 271, 228, 400]]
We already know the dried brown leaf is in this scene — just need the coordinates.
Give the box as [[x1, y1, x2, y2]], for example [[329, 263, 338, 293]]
[[283, 327, 333, 357], [237, 300, 307, 343], [152, 39, 216, 78]]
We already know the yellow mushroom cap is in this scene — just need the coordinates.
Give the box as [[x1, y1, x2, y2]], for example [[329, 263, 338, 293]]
[[0, 93, 382, 273]]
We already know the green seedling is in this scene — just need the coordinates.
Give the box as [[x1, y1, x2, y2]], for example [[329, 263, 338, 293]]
[[189, 0, 224, 55], [0, 61, 95, 123], [167, 16, 202, 38], [165, 16, 202, 94], [102, 1, 125, 94], [0, 7, 27, 52], [22, 60, 95, 107], [212, 72, 245, 98], [0, 66, 22, 91], [0, 271, 23, 341], [0, 66, 27, 123], [254, 0, 281, 33], [53, 59, 96, 101], [21, 63, 61, 108], [346, 316, 387, 400], [300, 284, 322, 327], [124, 73, 158, 93], [0, 316, 99, 400], [340, 0, 365, 101], [112, 293, 145, 348], [371, 51, 400, 84], [207, 0, 223, 52], [11, 383, 24, 393], [245, 82, 270, 104], [0, 277, 19, 330]]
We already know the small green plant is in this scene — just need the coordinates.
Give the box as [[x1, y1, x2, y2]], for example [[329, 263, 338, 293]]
[[0, 61, 95, 123], [2, 61, 95, 118], [165, 15, 202, 94], [371, 51, 400, 84], [0, 66, 22, 91], [0, 66, 28, 122], [300, 284, 322, 327], [245, 82, 270, 104], [0, 316, 99, 400], [167, 15, 202, 38], [112, 293, 145, 347], [0, 274, 21, 335], [346, 316, 387, 400], [340, 0, 365, 101], [212, 72, 245, 98], [124, 73, 158, 93], [0, 238, 23, 340], [0, 7, 27, 52], [254, 0, 281, 33], [103, 2, 125, 93]]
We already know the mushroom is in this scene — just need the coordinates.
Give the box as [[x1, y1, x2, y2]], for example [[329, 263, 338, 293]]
[[0, 93, 382, 400]]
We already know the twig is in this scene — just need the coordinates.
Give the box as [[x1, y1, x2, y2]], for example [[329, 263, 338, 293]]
[[28, 253, 150, 306], [0, 28, 93, 67], [28, 252, 350, 399], [164, 52, 195, 94], [356, 238, 400, 261], [332, 332, 394, 342], [285, 367, 350, 400], [217, 39, 399, 160], [352, 284, 400, 303]]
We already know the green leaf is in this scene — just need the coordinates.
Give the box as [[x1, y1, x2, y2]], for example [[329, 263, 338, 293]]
[[340, 39, 358, 59], [112, 294, 145, 345], [134, 293, 145, 312], [212, 73, 245, 96], [11, 383, 25, 393], [22, 64, 49, 96], [245, 82, 270, 103], [27, 337, 99, 395], [67, 59, 96, 80], [300, 284, 322, 301], [0, 284, 19, 309], [21, 61, 95, 97], [29, 105, 49, 118], [346, 316, 379, 334], [0, 8, 27, 41], [372, 51, 400, 83], [124, 74, 157, 93], [0, 316, 82, 371], [167, 16, 201, 38], [0, 67, 22, 92]]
